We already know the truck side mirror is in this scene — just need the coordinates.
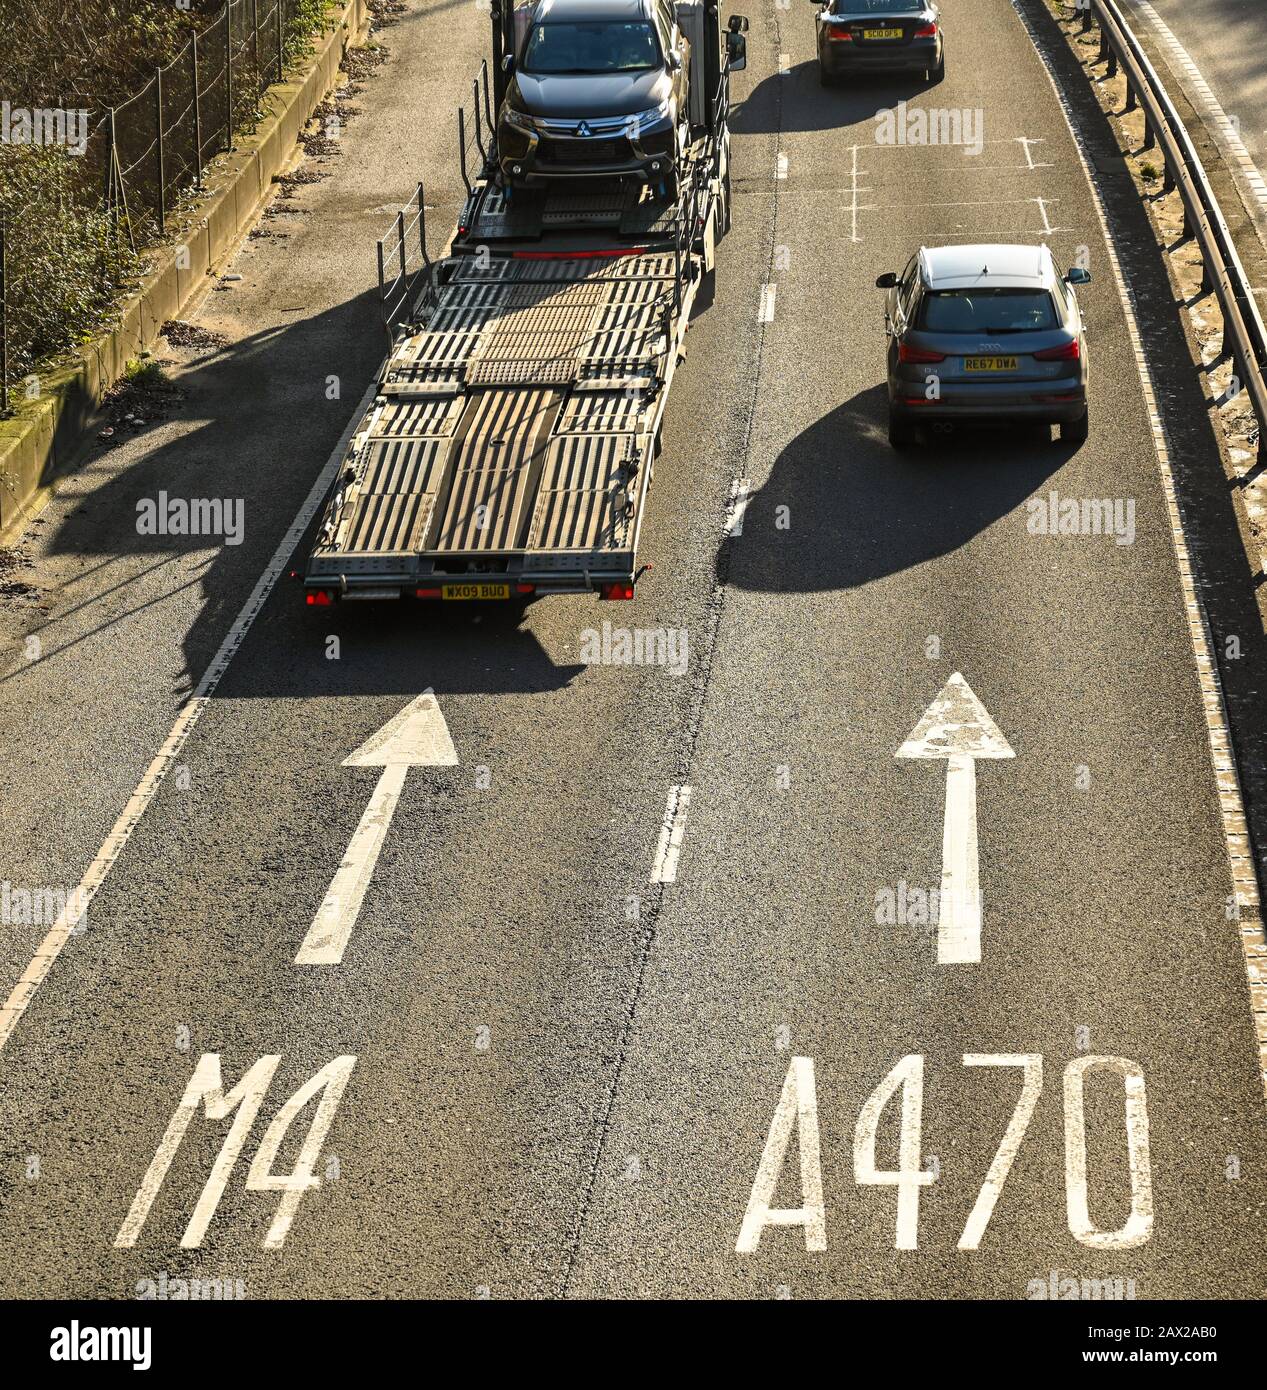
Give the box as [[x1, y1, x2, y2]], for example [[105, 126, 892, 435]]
[[1065, 267, 1091, 285], [876, 272, 898, 289], [728, 14, 750, 32], [502, 54, 514, 74], [669, 50, 683, 71], [726, 31, 747, 69]]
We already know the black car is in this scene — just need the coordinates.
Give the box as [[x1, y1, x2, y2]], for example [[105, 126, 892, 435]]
[[498, 0, 692, 198], [813, 0, 944, 85]]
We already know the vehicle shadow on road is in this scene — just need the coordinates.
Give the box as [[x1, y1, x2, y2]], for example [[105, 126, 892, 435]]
[[721, 383, 1074, 592], [23, 286, 583, 702], [730, 66, 934, 138]]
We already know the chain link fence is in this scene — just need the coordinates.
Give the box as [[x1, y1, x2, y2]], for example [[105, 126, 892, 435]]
[[1, 0, 325, 415]]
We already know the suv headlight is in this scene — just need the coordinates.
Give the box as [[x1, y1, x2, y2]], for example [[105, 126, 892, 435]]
[[503, 106, 535, 132], [623, 98, 673, 136]]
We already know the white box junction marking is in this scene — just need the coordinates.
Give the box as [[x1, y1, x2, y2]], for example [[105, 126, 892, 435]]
[[896, 673, 1015, 965], [296, 690, 458, 966]]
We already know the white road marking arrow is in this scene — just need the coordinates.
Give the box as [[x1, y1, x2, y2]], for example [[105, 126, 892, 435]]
[[895, 673, 1014, 965], [295, 690, 457, 966]]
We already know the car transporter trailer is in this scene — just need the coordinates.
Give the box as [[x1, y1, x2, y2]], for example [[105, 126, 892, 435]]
[[301, 1, 746, 608]]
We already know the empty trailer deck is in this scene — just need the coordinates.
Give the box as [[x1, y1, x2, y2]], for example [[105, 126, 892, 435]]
[[306, 248, 688, 597]]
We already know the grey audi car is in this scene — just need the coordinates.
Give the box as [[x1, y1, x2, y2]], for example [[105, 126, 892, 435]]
[[814, 0, 944, 85], [877, 243, 1091, 447], [498, 0, 695, 198]]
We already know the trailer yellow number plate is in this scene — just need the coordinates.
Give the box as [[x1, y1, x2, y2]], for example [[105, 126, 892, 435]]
[[863, 27, 902, 39], [443, 583, 511, 600], [964, 356, 1019, 372]]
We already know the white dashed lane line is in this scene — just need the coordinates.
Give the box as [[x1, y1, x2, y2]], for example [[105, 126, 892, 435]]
[[758, 283, 777, 323], [726, 479, 752, 537], [651, 785, 693, 885]]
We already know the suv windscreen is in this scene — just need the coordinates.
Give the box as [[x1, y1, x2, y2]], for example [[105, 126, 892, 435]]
[[522, 21, 662, 73], [919, 289, 1057, 333]]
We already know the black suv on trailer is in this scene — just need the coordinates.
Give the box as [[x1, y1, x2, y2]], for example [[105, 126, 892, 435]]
[[498, 0, 692, 197]]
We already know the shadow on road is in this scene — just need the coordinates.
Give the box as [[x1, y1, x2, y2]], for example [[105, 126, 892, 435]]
[[722, 383, 1075, 592], [731, 65, 936, 139], [27, 285, 583, 702]]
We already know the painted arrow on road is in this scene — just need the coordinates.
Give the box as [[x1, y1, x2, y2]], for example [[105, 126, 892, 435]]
[[296, 690, 457, 966], [896, 673, 1014, 965]]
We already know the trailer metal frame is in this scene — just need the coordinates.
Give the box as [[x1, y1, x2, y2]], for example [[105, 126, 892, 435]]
[[303, 33, 734, 606]]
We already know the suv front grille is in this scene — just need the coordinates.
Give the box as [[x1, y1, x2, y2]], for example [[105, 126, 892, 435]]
[[538, 136, 631, 166]]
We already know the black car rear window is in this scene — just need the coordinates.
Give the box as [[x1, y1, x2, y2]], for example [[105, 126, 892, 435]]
[[522, 21, 661, 73], [830, 1, 927, 12], [919, 289, 1057, 333]]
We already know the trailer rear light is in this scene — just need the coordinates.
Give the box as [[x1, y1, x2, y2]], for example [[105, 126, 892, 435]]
[[600, 582, 636, 600], [1033, 339, 1081, 361], [899, 396, 934, 406], [515, 584, 536, 595], [415, 587, 442, 599], [898, 343, 946, 364], [306, 589, 335, 606], [915, 22, 938, 37]]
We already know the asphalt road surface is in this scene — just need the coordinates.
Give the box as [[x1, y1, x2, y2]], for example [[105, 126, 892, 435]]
[[0, 0, 1265, 1300]]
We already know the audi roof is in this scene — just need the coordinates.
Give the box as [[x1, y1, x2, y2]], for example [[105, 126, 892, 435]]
[[920, 243, 1057, 290]]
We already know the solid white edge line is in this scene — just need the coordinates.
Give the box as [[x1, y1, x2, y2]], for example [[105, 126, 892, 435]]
[[1013, 0, 1267, 1097], [0, 376, 382, 1053]]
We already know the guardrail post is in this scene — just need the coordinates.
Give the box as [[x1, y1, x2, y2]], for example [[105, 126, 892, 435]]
[[1142, 117, 1155, 152], [1123, 81, 1136, 114], [1081, 3, 1092, 35]]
